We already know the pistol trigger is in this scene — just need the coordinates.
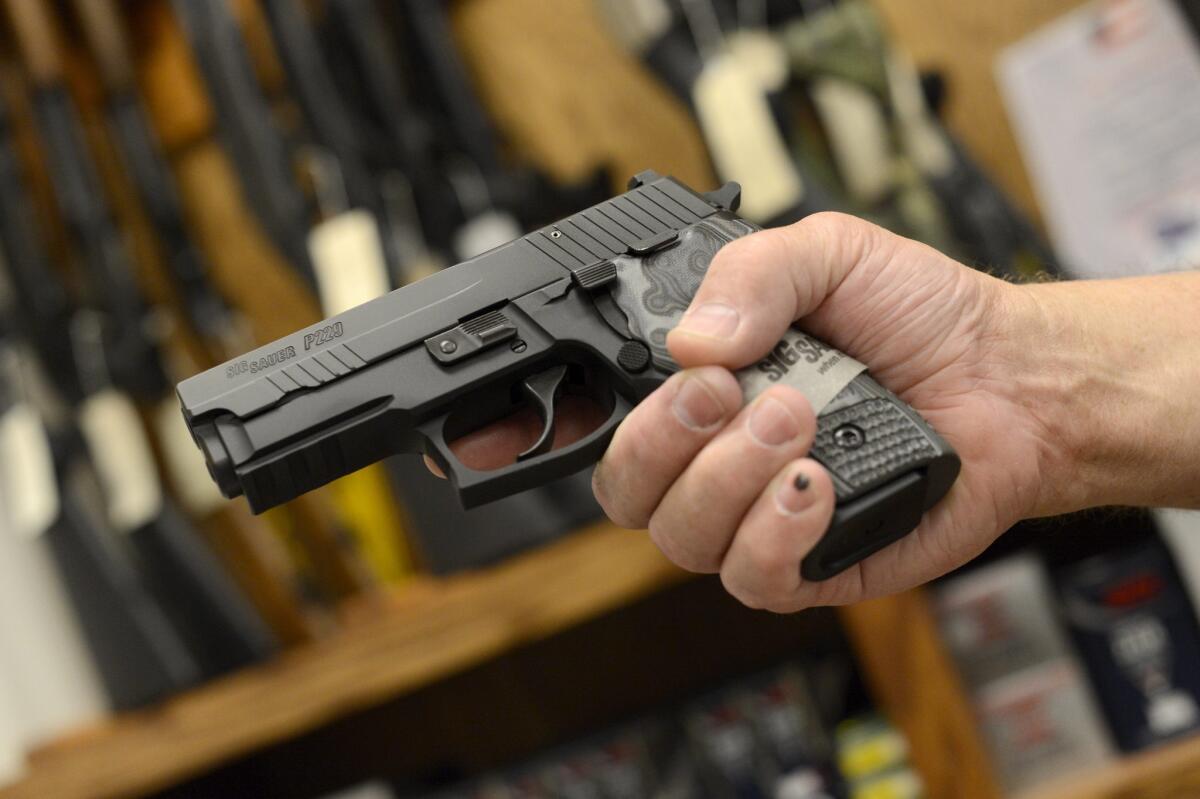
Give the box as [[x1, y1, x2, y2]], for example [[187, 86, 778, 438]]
[[516, 365, 569, 462]]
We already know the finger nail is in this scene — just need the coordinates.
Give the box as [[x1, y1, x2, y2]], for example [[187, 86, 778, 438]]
[[748, 396, 800, 447], [776, 469, 817, 515], [672, 374, 726, 430], [677, 303, 740, 338]]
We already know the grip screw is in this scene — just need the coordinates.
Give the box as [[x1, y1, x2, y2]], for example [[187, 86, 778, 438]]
[[833, 424, 865, 449], [439, 340, 457, 354], [617, 340, 651, 373], [510, 339, 528, 353]]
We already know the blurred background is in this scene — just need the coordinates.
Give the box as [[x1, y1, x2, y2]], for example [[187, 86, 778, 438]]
[[0, 0, 1198, 797]]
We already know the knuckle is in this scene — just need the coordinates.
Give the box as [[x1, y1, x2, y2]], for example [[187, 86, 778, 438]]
[[761, 595, 805, 614], [720, 569, 766, 611], [591, 468, 642, 529], [760, 386, 816, 442], [796, 211, 865, 241], [745, 530, 793, 585], [739, 595, 767, 612], [678, 461, 731, 511], [703, 233, 795, 310], [598, 423, 651, 485], [647, 516, 690, 570], [719, 528, 803, 613], [592, 450, 657, 529], [648, 512, 721, 573], [793, 211, 877, 266], [610, 422, 650, 469], [713, 229, 788, 271], [606, 410, 642, 460], [690, 366, 742, 411]]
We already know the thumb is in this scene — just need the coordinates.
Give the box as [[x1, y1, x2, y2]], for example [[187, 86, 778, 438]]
[[666, 212, 885, 369]]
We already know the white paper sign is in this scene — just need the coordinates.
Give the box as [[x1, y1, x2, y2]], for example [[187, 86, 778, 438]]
[[997, 0, 1200, 278]]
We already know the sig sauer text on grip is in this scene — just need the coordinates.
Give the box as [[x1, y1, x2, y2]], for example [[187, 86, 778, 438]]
[[177, 172, 960, 581]]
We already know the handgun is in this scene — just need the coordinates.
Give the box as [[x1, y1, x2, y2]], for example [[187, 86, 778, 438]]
[[179, 173, 960, 580]]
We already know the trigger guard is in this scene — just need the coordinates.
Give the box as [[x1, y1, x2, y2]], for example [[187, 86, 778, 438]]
[[419, 392, 634, 510]]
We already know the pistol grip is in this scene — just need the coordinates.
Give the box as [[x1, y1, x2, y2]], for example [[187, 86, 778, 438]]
[[796, 373, 959, 580], [603, 209, 960, 581]]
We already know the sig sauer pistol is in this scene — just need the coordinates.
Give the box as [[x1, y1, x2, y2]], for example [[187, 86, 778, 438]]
[[178, 172, 960, 580]]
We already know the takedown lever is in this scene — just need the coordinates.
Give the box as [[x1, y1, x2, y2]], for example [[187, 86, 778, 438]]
[[516, 365, 569, 461]]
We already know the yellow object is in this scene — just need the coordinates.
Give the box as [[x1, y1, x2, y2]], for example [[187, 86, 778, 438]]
[[851, 769, 924, 799], [329, 466, 415, 584], [837, 716, 910, 780], [261, 505, 315, 587]]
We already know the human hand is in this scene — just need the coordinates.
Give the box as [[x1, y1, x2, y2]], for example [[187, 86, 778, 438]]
[[444, 213, 1071, 611]]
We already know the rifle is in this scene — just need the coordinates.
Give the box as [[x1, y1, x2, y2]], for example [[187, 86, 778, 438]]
[[277, 1, 595, 572], [397, 0, 500, 176], [69, 0, 237, 355], [0, 270, 112, 740], [134, 0, 389, 596], [0, 74, 199, 707], [597, 0, 843, 224], [69, 0, 331, 642], [391, 0, 609, 237], [5, 0, 278, 676], [780, 1, 1057, 277], [320, 0, 457, 266], [260, 0, 393, 260], [170, 0, 319, 289]]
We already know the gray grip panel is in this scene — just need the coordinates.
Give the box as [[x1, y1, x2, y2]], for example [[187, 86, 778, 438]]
[[610, 214, 866, 412], [812, 392, 939, 502], [610, 217, 743, 372]]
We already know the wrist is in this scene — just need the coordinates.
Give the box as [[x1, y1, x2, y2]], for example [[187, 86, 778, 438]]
[[1003, 275, 1200, 515], [988, 281, 1095, 517]]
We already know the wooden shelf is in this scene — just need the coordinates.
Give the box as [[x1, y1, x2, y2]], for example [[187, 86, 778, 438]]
[[841, 590, 1002, 799], [8, 518, 1197, 799], [1018, 734, 1200, 799], [0, 523, 688, 799]]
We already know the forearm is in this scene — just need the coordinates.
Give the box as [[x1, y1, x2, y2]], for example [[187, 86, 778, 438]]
[[1012, 271, 1200, 514]]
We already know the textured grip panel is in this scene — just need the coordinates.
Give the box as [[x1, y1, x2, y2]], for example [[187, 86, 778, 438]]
[[610, 215, 755, 371], [812, 398, 939, 502]]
